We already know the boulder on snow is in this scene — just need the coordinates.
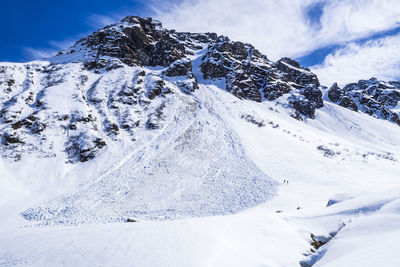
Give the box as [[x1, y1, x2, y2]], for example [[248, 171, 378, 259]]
[[326, 193, 354, 207]]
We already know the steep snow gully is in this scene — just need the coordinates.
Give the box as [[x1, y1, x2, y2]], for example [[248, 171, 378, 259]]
[[1, 16, 400, 266]]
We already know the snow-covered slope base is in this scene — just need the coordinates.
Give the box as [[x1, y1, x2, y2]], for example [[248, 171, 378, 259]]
[[21, 83, 277, 223], [1, 82, 400, 266], [2, 190, 400, 267]]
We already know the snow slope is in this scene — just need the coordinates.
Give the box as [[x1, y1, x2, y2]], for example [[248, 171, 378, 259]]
[[1, 81, 400, 266], [1, 15, 400, 267], [2, 189, 400, 267], [21, 81, 277, 223]]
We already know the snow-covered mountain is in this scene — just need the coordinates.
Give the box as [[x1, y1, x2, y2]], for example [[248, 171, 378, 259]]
[[0, 16, 325, 222], [1, 16, 400, 266], [0, 16, 324, 162], [327, 78, 400, 126]]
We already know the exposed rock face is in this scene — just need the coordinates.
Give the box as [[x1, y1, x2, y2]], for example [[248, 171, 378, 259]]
[[327, 78, 400, 126], [200, 40, 323, 118], [0, 15, 325, 162], [67, 16, 323, 118], [276, 58, 320, 87], [61, 16, 217, 70], [201, 38, 265, 102], [74, 17, 185, 67]]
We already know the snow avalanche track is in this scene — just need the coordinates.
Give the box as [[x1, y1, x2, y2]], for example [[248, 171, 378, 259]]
[[19, 82, 277, 224], [1, 68, 400, 266]]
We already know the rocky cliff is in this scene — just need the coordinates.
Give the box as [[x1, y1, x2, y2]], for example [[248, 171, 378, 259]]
[[327, 78, 400, 126]]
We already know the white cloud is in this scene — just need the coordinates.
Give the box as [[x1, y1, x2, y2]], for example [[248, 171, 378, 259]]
[[154, 0, 317, 60], [154, 0, 400, 60], [23, 11, 130, 62], [152, 0, 400, 84], [23, 38, 77, 61], [312, 34, 400, 86], [48, 39, 75, 50], [317, 0, 400, 45], [86, 14, 118, 29], [23, 47, 58, 60]]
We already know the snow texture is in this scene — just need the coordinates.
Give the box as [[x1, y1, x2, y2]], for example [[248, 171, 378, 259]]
[[1, 15, 400, 267]]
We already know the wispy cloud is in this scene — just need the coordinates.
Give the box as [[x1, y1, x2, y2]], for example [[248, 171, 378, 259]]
[[22, 11, 132, 61], [312, 33, 400, 86], [48, 39, 75, 50], [23, 47, 58, 61], [23, 38, 77, 61], [154, 0, 316, 60], [154, 0, 400, 60], [153, 0, 400, 84], [86, 14, 119, 29], [18, 0, 152, 62], [315, 0, 400, 46]]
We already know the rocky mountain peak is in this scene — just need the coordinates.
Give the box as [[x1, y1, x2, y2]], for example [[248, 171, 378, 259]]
[[61, 16, 183, 68], [200, 38, 323, 118], [276, 57, 320, 88], [0, 15, 325, 163], [55, 15, 324, 117], [57, 15, 218, 70], [327, 78, 400, 126]]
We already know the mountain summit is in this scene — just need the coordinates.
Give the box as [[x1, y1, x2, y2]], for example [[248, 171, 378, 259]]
[[1, 15, 324, 163], [60, 15, 324, 114]]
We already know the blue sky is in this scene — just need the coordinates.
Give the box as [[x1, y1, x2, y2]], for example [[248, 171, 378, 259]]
[[1, 0, 400, 85], [0, 0, 150, 62]]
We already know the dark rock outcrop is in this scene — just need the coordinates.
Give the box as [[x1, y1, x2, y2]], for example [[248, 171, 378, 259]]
[[200, 39, 323, 118], [327, 78, 400, 126], [76, 17, 185, 67], [68, 15, 324, 118], [276, 57, 320, 87]]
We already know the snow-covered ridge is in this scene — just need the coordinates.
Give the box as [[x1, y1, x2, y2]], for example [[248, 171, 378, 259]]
[[327, 77, 400, 126], [0, 15, 324, 163]]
